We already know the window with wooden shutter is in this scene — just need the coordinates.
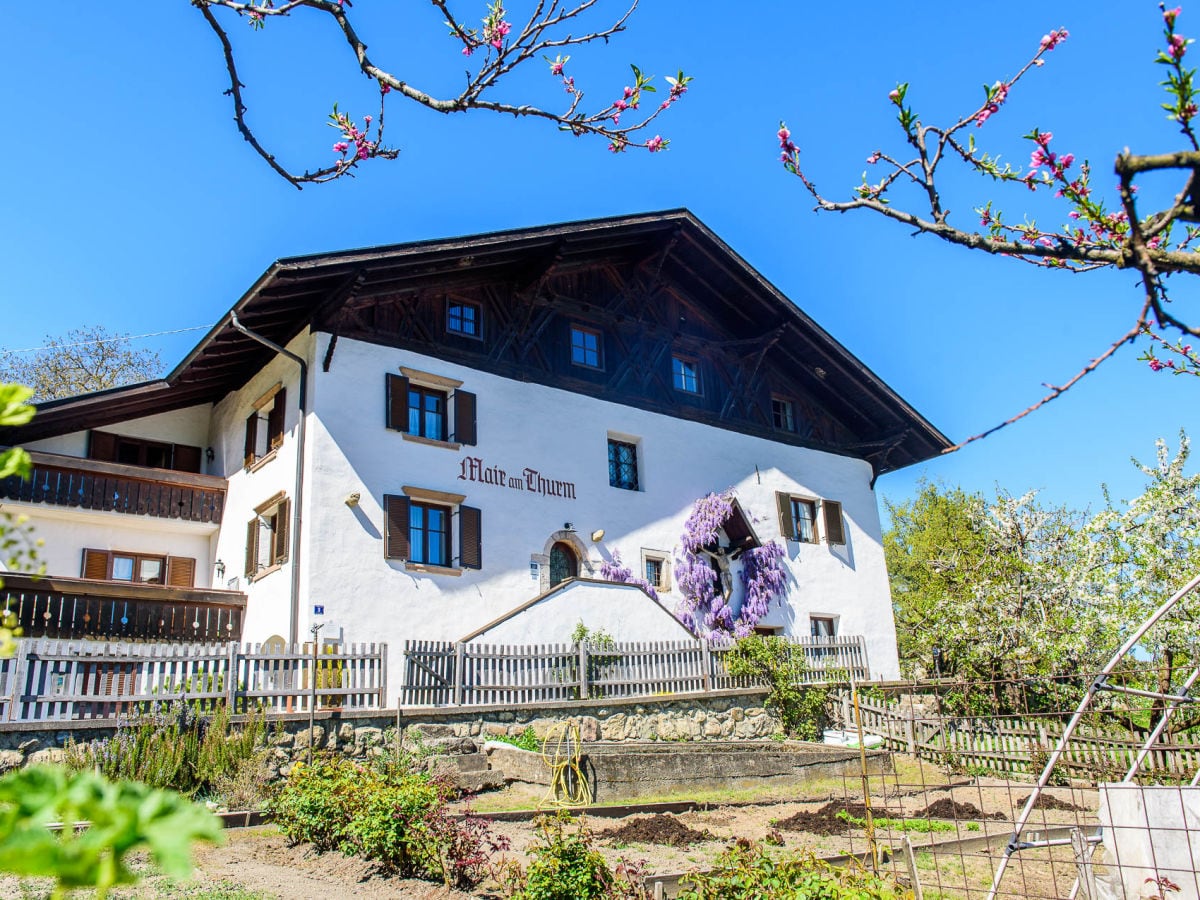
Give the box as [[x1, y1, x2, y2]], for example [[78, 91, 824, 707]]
[[245, 519, 259, 577], [244, 412, 259, 467], [459, 505, 482, 569], [823, 500, 846, 545], [82, 549, 111, 580], [453, 390, 477, 446], [385, 373, 409, 430], [384, 494, 411, 560], [273, 498, 290, 564], [775, 492, 796, 541], [267, 388, 287, 450], [165, 556, 197, 588], [88, 431, 119, 463]]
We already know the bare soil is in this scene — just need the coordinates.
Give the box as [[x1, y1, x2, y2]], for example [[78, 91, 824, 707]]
[[1016, 792, 1090, 812], [915, 798, 1008, 820], [600, 814, 714, 848]]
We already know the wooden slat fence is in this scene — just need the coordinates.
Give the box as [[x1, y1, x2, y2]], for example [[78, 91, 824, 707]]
[[0, 638, 387, 722], [837, 693, 1200, 780], [401, 635, 870, 707]]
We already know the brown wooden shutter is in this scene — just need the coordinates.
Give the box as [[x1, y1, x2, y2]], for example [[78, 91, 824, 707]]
[[82, 549, 110, 580], [384, 494, 411, 560], [823, 500, 846, 545], [385, 373, 409, 431], [775, 492, 796, 541], [245, 519, 259, 577], [244, 412, 258, 466], [165, 556, 196, 588], [453, 390, 477, 445], [273, 498, 291, 564], [88, 431, 118, 462], [459, 504, 482, 569], [268, 388, 287, 449], [173, 444, 202, 474]]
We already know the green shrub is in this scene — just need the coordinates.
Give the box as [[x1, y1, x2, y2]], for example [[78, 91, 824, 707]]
[[491, 727, 540, 752], [725, 636, 832, 740], [65, 701, 267, 801], [267, 753, 508, 889], [502, 812, 645, 900], [678, 840, 908, 900]]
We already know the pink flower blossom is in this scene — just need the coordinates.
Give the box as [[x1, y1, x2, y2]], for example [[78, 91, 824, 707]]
[[866, 151, 881, 164], [1166, 6, 1183, 27], [646, 135, 664, 152], [888, 89, 900, 102], [1170, 32, 1189, 59], [1040, 28, 1069, 51], [333, 141, 349, 153], [1150, 357, 1165, 371]]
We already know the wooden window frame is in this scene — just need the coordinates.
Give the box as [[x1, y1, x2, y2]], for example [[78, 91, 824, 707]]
[[671, 355, 702, 395], [607, 438, 640, 491], [791, 497, 819, 544], [407, 383, 448, 441], [244, 383, 287, 470], [771, 396, 796, 433], [446, 299, 483, 339], [569, 324, 604, 370], [810, 615, 838, 638], [386, 369, 476, 449], [384, 487, 481, 575], [81, 549, 196, 587], [640, 548, 672, 593], [245, 492, 290, 581], [776, 492, 845, 546]]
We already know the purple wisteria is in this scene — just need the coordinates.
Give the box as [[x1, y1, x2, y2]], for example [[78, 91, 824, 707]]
[[599, 551, 659, 601]]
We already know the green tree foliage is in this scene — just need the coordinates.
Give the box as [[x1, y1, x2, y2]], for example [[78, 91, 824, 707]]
[[0, 326, 162, 402], [884, 481, 1097, 694], [0, 766, 221, 899], [725, 636, 830, 740], [885, 436, 1200, 714]]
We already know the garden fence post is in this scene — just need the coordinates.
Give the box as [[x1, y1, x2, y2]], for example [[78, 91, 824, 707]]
[[453, 642, 465, 705], [226, 641, 239, 712], [701, 641, 712, 692], [905, 716, 916, 754], [379, 643, 388, 710], [5, 639, 29, 723], [578, 643, 589, 700]]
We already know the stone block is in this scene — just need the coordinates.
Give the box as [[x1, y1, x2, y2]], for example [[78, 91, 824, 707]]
[[484, 743, 551, 786], [0, 750, 23, 774], [293, 726, 325, 751], [355, 726, 384, 747], [409, 723, 456, 739], [580, 716, 600, 742], [600, 713, 627, 741], [27, 748, 66, 767], [338, 723, 355, 742]]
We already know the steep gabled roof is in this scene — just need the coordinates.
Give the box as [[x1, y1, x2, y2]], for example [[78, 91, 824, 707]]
[[4, 210, 950, 473]]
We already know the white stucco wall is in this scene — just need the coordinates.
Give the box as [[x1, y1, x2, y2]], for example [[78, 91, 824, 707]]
[[207, 332, 313, 645], [465, 580, 696, 644], [299, 335, 902, 684]]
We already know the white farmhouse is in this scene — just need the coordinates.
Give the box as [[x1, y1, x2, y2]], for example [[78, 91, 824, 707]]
[[0, 211, 949, 685]]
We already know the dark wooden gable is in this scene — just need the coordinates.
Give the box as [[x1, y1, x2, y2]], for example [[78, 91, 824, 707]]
[[5, 211, 950, 475]]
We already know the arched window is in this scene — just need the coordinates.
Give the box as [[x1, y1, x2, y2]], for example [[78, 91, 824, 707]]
[[548, 541, 578, 587]]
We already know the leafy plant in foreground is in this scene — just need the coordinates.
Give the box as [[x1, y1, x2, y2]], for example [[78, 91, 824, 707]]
[[0, 766, 222, 900], [678, 838, 909, 900], [501, 811, 646, 900]]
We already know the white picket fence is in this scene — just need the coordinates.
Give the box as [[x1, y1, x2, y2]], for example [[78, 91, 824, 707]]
[[0, 638, 387, 722], [401, 635, 870, 707]]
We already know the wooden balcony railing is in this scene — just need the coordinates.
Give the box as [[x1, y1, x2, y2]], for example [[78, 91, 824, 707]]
[[1, 574, 247, 643], [0, 450, 226, 525]]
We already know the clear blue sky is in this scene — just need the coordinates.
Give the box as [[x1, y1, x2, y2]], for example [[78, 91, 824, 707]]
[[2, 1, 1195, 516]]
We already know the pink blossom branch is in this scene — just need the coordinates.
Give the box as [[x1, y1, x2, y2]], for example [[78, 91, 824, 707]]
[[192, 0, 687, 186]]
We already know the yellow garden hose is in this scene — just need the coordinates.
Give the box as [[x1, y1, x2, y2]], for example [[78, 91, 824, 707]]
[[540, 722, 592, 808]]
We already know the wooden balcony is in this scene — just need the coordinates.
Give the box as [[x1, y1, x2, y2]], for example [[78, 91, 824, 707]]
[[1, 574, 247, 643], [0, 450, 226, 525]]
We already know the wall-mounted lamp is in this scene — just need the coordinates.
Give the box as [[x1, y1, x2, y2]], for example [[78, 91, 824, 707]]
[[564, 522, 576, 533], [590, 529, 605, 543], [344, 492, 361, 507], [205, 447, 215, 463], [214, 559, 226, 580]]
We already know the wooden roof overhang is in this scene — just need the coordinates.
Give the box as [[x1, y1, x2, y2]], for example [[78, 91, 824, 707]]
[[4, 210, 950, 473]]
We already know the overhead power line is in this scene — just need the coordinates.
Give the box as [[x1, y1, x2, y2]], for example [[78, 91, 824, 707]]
[[2, 324, 215, 355]]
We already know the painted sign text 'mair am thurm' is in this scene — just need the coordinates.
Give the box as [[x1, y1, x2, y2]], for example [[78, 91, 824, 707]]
[[457, 455, 576, 500]]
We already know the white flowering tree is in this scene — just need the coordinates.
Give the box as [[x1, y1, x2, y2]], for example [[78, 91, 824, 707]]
[[884, 482, 1097, 710], [782, 5, 1199, 449], [190, 0, 690, 187]]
